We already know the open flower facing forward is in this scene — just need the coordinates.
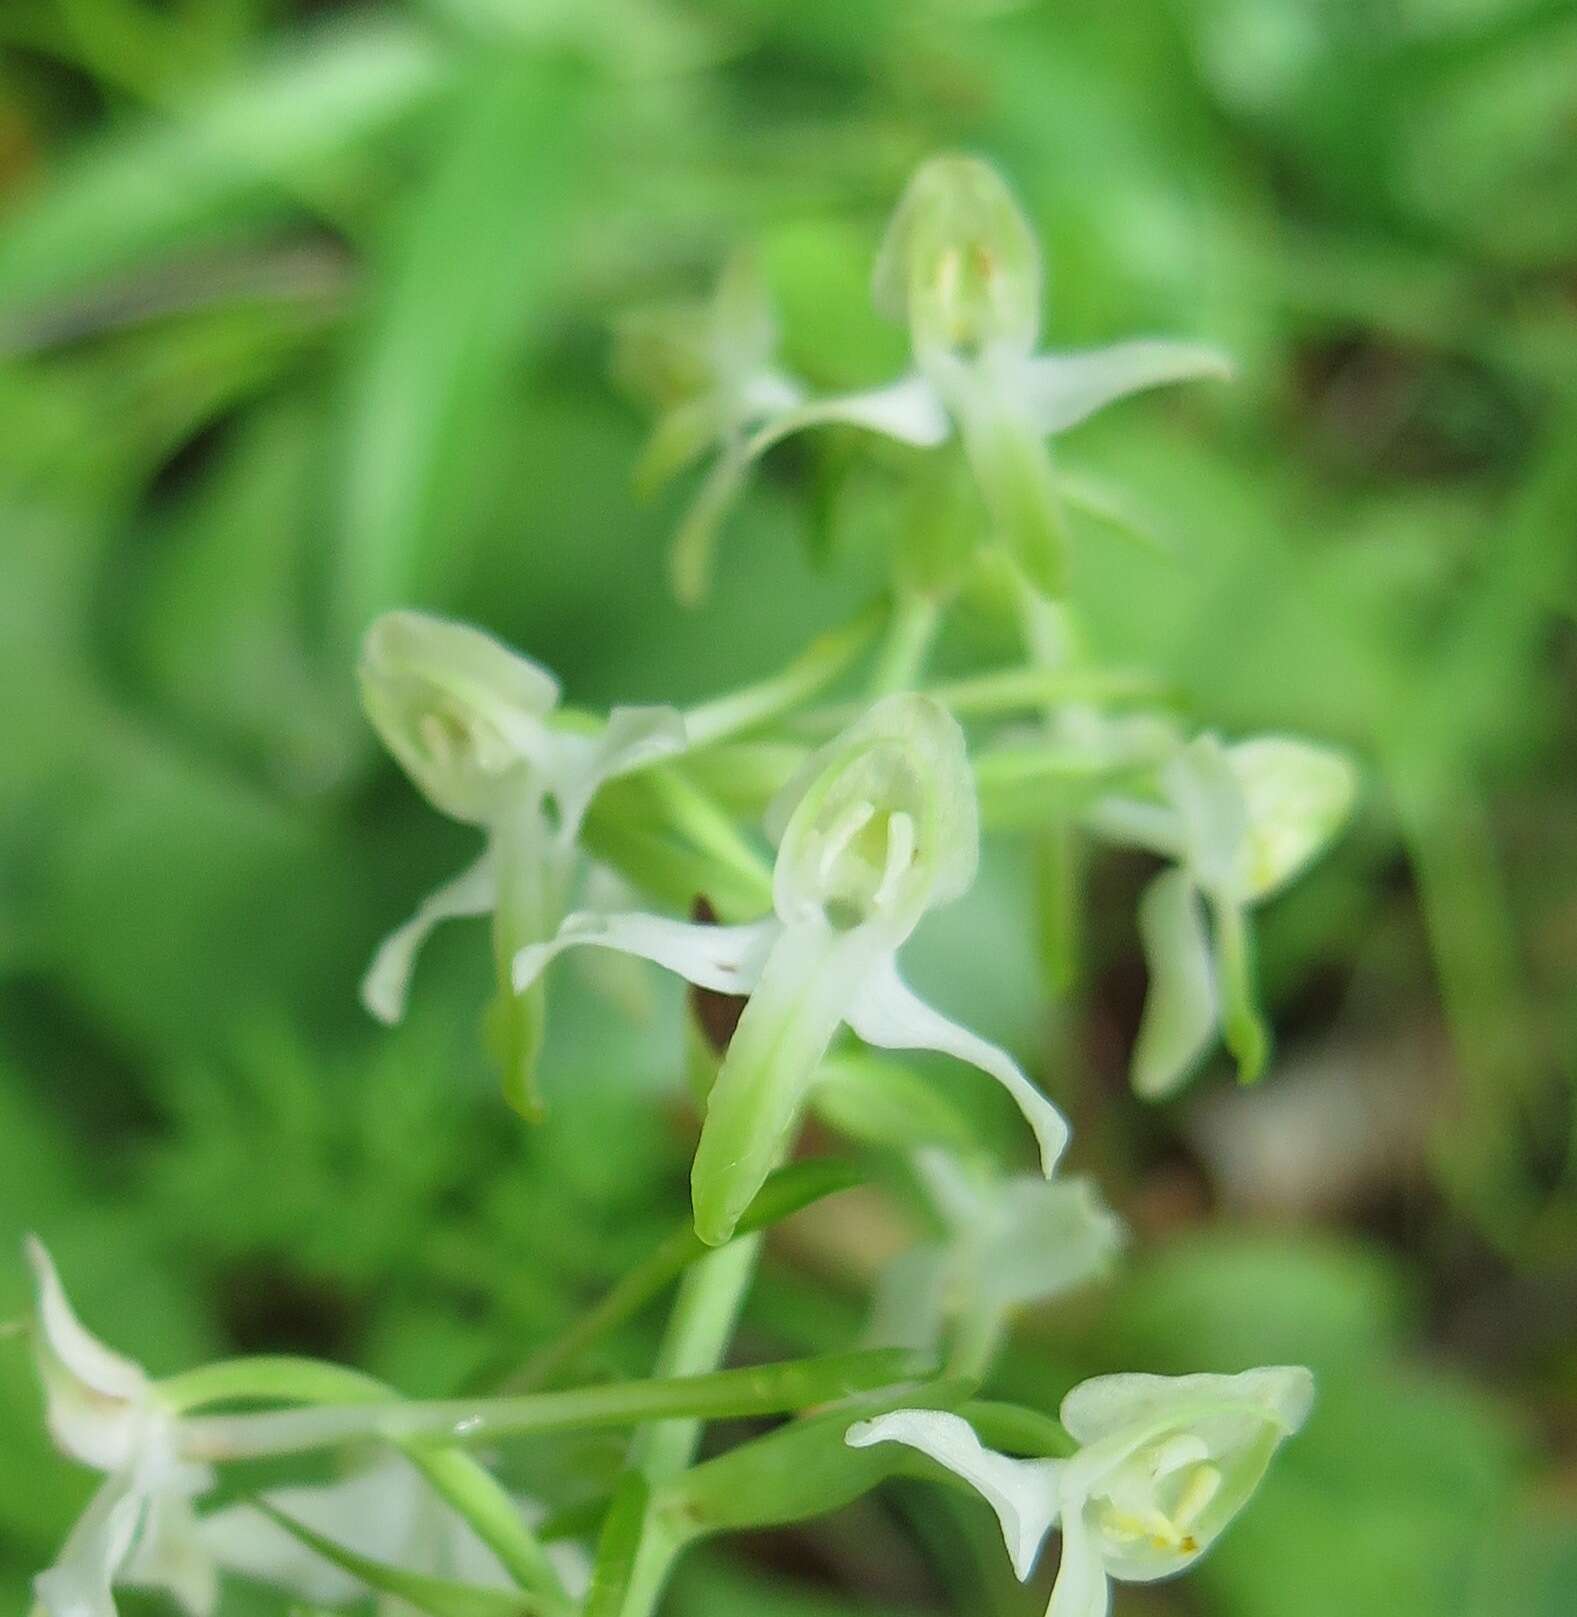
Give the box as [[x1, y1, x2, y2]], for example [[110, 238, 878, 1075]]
[[666, 154, 1229, 602], [868, 1150, 1122, 1365], [358, 610, 685, 1116], [1088, 734, 1358, 1098], [847, 1366, 1312, 1617], [25, 1238, 217, 1617], [514, 693, 1069, 1244]]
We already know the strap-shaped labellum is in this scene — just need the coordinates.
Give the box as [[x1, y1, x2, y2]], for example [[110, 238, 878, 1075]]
[[690, 921, 887, 1245]]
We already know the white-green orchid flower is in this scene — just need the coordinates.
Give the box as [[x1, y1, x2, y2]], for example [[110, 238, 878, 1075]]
[[616, 252, 802, 497], [358, 609, 685, 1116], [1087, 734, 1358, 1098], [671, 154, 1229, 602], [847, 1366, 1313, 1617], [868, 1151, 1122, 1366], [200, 1455, 590, 1614], [514, 693, 1069, 1245], [25, 1237, 218, 1617]]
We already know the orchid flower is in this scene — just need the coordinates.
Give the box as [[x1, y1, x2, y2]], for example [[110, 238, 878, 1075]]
[[358, 609, 685, 1116], [847, 1366, 1313, 1617], [200, 1455, 590, 1614], [669, 154, 1229, 602], [514, 693, 1069, 1244], [24, 1237, 218, 1617], [1087, 734, 1358, 1098], [868, 1150, 1122, 1362]]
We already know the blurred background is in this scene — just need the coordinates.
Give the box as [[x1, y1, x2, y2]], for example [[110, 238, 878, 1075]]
[[1, 1, 1575, 1613]]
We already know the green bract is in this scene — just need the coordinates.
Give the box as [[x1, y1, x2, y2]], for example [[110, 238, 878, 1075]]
[[358, 609, 685, 1115], [1090, 733, 1359, 1098], [513, 694, 1069, 1245], [847, 1366, 1313, 1617], [647, 154, 1229, 601]]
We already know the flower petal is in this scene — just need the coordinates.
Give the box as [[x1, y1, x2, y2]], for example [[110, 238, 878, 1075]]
[[668, 378, 950, 604], [1228, 737, 1358, 902], [1046, 1505, 1111, 1617], [670, 439, 754, 607], [25, 1237, 150, 1472], [634, 397, 730, 497], [1060, 1368, 1315, 1448], [845, 957, 1068, 1175], [200, 1458, 458, 1606], [1131, 869, 1218, 1100], [360, 853, 496, 1025], [121, 1488, 219, 1617], [845, 1410, 1060, 1581], [1164, 734, 1249, 898], [975, 1177, 1124, 1314], [745, 376, 953, 454], [547, 705, 688, 842], [513, 910, 780, 997], [33, 1472, 144, 1617], [1019, 340, 1231, 438]]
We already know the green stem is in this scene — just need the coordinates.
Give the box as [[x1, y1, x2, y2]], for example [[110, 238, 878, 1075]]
[[630, 1234, 762, 1483], [868, 591, 942, 696], [594, 1199, 768, 1617], [159, 1357, 567, 1606], [174, 1348, 916, 1459], [944, 1306, 1006, 1384]]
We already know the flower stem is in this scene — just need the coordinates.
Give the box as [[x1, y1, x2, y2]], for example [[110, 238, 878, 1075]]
[[631, 1233, 762, 1483], [868, 590, 941, 696]]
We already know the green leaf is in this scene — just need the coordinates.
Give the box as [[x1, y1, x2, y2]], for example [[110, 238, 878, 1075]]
[[251, 1497, 547, 1617], [0, 20, 448, 322], [662, 1379, 973, 1536], [332, 49, 590, 648]]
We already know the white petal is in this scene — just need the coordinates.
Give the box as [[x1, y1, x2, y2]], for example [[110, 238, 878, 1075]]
[[360, 853, 496, 1025], [1163, 735, 1249, 898], [25, 1238, 150, 1472], [513, 909, 779, 996], [1060, 1368, 1314, 1448], [845, 957, 1068, 1175], [200, 1459, 424, 1605], [1046, 1505, 1111, 1617], [1228, 737, 1358, 902], [1131, 870, 1218, 1100], [744, 375, 952, 456], [863, 1246, 949, 1356], [33, 1472, 144, 1617], [546, 704, 687, 842], [1019, 340, 1232, 437], [845, 1410, 1060, 1580], [673, 435, 759, 605], [121, 1489, 219, 1617], [976, 1177, 1125, 1313]]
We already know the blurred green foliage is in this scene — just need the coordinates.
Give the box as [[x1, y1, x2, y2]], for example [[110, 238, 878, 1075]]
[[0, 1, 1574, 1613]]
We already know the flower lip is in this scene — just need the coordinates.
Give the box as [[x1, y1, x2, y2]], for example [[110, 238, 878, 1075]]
[[359, 610, 560, 825]]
